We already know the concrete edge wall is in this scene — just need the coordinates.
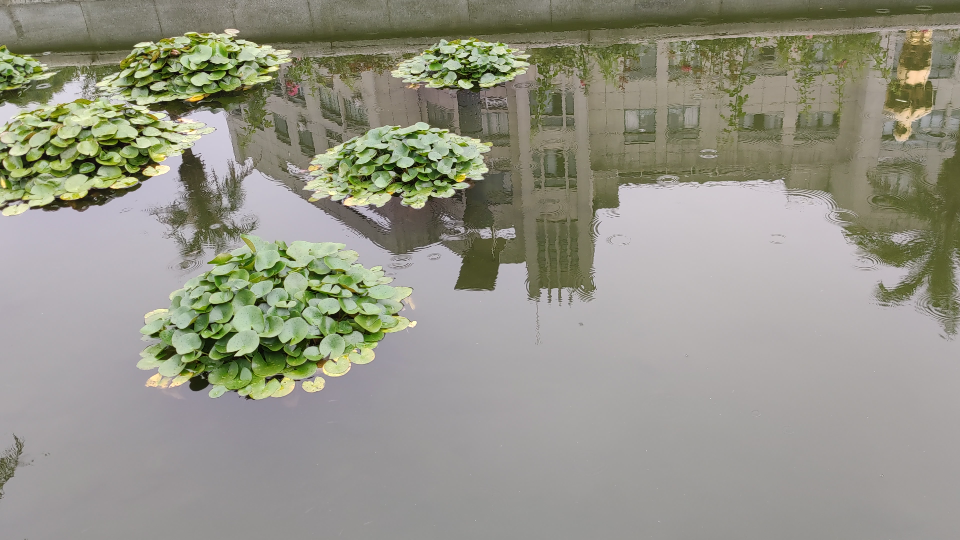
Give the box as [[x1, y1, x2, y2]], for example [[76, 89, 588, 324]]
[[35, 12, 960, 67], [3, 0, 960, 53]]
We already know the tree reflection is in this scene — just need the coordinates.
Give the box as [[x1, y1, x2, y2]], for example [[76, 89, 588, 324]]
[[150, 149, 258, 269], [846, 146, 960, 335], [0, 435, 26, 501]]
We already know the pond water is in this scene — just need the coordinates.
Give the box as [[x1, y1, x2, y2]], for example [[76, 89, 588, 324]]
[[3, 19, 960, 539]]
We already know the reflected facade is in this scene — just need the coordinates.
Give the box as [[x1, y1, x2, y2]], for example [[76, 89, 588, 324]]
[[222, 29, 960, 328]]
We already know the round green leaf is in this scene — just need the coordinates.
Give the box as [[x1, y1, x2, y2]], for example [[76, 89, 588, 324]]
[[226, 330, 260, 356]]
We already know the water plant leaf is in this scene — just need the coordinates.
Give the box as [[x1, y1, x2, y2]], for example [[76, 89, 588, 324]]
[[283, 271, 308, 296], [367, 284, 396, 300], [272, 377, 296, 398], [285, 362, 318, 380], [251, 351, 285, 377], [97, 31, 292, 104], [137, 235, 412, 399], [0, 46, 57, 91], [255, 249, 280, 271], [279, 317, 310, 345], [0, 98, 206, 216], [232, 304, 265, 333], [144, 308, 169, 324], [391, 38, 529, 89], [318, 334, 346, 359], [301, 376, 325, 392], [305, 124, 490, 209], [226, 330, 260, 356], [315, 297, 341, 315], [321, 357, 351, 377], [349, 348, 375, 365], [158, 357, 185, 377], [250, 378, 281, 400], [172, 331, 202, 354]]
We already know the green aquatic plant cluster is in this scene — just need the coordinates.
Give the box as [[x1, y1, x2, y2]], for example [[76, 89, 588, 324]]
[[96, 31, 291, 104], [138, 235, 414, 399], [392, 38, 529, 89], [305, 123, 490, 209], [0, 98, 210, 216], [0, 46, 54, 91]]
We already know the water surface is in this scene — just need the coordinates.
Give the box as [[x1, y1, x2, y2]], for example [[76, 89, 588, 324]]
[[2, 20, 960, 539]]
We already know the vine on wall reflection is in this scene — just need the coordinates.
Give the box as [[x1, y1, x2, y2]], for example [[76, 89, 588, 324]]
[[150, 149, 259, 269]]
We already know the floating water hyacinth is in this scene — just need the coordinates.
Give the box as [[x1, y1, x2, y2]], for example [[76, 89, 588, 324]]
[[0, 98, 211, 216], [0, 46, 55, 91], [97, 30, 292, 104], [138, 235, 415, 399], [392, 38, 530, 89], [305, 123, 490, 209]]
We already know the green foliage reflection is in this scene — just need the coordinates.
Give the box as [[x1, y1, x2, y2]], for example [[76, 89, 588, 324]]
[[150, 149, 258, 269], [846, 148, 960, 335], [0, 435, 26, 501]]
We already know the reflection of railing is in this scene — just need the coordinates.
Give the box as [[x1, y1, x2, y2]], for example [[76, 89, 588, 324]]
[[531, 217, 594, 304]]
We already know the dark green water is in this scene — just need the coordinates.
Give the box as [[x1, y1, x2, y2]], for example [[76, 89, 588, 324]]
[[3, 23, 960, 539]]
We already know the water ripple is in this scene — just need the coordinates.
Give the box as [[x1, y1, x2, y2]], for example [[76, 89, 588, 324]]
[[388, 254, 413, 269], [606, 234, 631, 246]]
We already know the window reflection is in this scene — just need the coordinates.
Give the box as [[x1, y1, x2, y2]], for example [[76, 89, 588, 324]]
[[624, 109, 656, 144], [667, 105, 700, 140], [273, 114, 290, 144]]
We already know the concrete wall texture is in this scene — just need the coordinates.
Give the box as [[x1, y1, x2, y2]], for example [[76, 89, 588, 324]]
[[3, 0, 960, 53]]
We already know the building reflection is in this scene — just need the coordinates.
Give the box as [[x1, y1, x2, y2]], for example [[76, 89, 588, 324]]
[[223, 28, 960, 328]]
